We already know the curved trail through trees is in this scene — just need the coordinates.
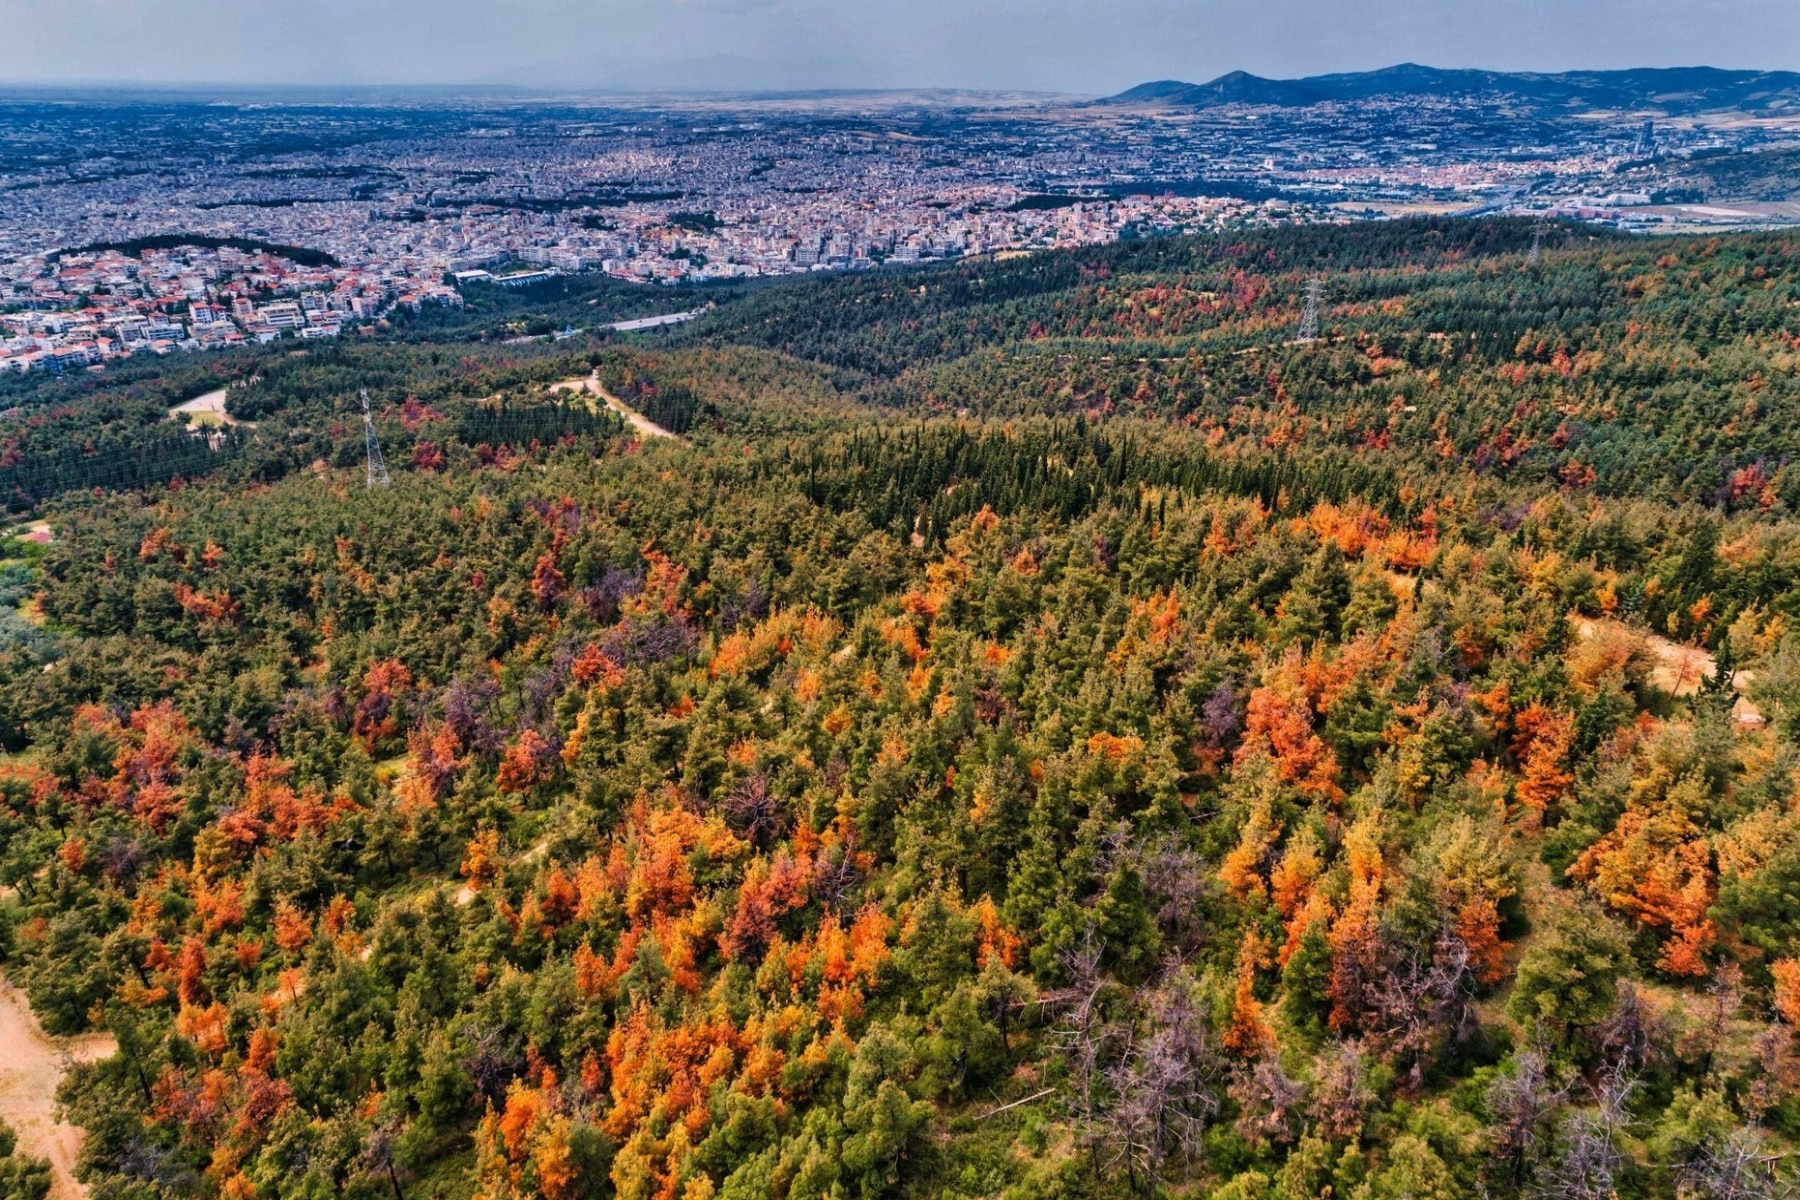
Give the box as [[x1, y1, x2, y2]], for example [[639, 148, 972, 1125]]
[[550, 374, 680, 442], [1573, 615, 1764, 724], [0, 975, 116, 1199]]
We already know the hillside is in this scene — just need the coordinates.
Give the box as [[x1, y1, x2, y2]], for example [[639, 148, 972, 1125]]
[[1103, 63, 1800, 113], [3, 219, 1800, 1200], [1661, 146, 1800, 203], [675, 217, 1800, 507]]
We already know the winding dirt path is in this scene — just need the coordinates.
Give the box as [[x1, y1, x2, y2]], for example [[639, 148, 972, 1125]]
[[1573, 615, 1763, 725], [0, 976, 115, 1199], [550, 374, 680, 442]]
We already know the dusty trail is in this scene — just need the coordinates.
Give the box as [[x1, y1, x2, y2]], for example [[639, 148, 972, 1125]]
[[1573, 616, 1763, 724], [0, 975, 115, 1199], [550, 375, 680, 441]]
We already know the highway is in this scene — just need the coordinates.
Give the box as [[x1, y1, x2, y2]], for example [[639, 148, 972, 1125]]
[[607, 309, 702, 333]]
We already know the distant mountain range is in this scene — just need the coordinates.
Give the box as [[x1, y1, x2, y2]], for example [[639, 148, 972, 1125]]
[[1104, 64, 1800, 114]]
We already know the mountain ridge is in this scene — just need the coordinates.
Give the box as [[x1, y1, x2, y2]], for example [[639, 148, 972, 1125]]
[[1104, 62, 1800, 112]]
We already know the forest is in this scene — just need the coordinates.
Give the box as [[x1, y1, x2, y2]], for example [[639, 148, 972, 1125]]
[[2, 216, 1800, 1200]]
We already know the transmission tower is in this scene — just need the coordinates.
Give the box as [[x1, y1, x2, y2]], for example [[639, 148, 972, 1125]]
[[1527, 214, 1548, 269], [1296, 277, 1326, 343], [361, 389, 390, 488]]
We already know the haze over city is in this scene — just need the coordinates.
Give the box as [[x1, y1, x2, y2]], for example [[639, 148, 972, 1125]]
[[4, 0, 1800, 92]]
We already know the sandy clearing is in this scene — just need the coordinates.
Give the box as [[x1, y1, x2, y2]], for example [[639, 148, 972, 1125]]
[[0, 975, 116, 1200], [1573, 615, 1764, 725], [170, 387, 236, 427]]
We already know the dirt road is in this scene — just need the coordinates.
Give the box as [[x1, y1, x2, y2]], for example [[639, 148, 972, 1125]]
[[0, 976, 115, 1199], [1573, 615, 1764, 725], [550, 375, 679, 441]]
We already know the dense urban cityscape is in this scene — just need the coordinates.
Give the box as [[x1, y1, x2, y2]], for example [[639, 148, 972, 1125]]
[[5, 77, 1799, 371]]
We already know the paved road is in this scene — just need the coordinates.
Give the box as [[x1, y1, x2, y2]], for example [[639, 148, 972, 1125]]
[[607, 310, 700, 333]]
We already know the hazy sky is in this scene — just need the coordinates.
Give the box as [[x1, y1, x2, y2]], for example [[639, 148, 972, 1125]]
[[3, 0, 1797, 93]]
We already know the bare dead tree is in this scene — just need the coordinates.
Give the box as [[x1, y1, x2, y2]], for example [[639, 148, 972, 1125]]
[[810, 834, 864, 911], [1308, 1039, 1376, 1143], [1098, 970, 1220, 1192], [1596, 981, 1665, 1076], [1100, 1027, 1158, 1192], [1691, 961, 1745, 1081], [1138, 971, 1220, 1159], [1531, 1067, 1635, 1200], [1679, 1126, 1797, 1200], [1137, 834, 1218, 951], [462, 1021, 525, 1105], [1486, 1045, 1567, 1185], [1748, 1022, 1800, 1122], [1054, 941, 1220, 1195], [722, 770, 781, 845], [1535, 1109, 1624, 1200], [1055, 931, 1114, 1177], [1370, 923, 1477, 1090], [359, 1116, 408, 1200], [1232, 1050, 1306, 1146]]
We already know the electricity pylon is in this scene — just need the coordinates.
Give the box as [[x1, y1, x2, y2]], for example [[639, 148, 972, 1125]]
[[1527, 214, 1548, 268], [1297, 277, 1325, 343], [361, 389, 390, 487]]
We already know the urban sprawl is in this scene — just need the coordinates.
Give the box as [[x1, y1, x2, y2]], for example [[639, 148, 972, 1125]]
[[3, 88, 1796, 373]]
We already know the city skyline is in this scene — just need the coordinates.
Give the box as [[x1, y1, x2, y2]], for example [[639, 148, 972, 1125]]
[[3, 0, 1798, 94]]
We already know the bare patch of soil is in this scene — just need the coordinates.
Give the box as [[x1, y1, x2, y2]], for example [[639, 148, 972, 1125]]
[[0, 975, 115, 1200]]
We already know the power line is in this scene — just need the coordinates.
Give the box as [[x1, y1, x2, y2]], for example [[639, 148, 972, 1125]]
[[0, 427, 249, 511], [0, 396, 621, 512], [1297, 277, 1326, 343], [361, 389, 390, 488]]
